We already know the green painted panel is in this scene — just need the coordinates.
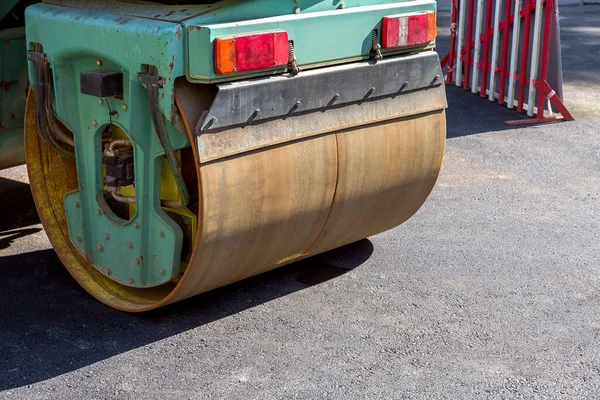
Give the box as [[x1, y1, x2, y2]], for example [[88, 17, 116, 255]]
[[186, 0, 437, 82], [25, 4, 190, 287], [26, 4, 185, 122], [187, 0, 434, 25], [42, 0, 431, 24]]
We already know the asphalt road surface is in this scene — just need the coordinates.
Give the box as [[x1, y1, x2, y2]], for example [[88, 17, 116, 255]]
[[1, 5, 599, 400]]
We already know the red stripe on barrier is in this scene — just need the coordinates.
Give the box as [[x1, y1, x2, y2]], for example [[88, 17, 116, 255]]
[[498, 0, 512, 105], [479, 0, 494, 97], [441, 0, 572, 125], [463, 0, 476, 89]]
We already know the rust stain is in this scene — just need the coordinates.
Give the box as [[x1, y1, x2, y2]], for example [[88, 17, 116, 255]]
[[175, 26, 182, 40], [169, 55, 175, 75], [190, 26, 203, 33]]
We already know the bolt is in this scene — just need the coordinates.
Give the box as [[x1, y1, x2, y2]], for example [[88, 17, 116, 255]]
[[134, 222, 140, 229], [128, 278, 134, 284], [74, 201, 80, 208], [98, 98, 103, 105], [205, 116, 218, 129], [122, 104, 128, 111], [134, 258, 140, 265], [339, 2, 347, 9], [97, 209, 102, 215], [76, 236, 82, 243], [92, 119, 98, 126], [294, 6, 301, 14], [97, 244, 103, 251], [160, 268, 166, 276], [113, 113, 119, 119], [106, 269, 112, 276], [158, 230, 164, 237], [127, 241, 133, 249], [96, 60, 102, 66], [104, 233, 110, 240]]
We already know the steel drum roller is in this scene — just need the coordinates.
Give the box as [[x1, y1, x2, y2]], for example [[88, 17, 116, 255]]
[[26, 86, 445, 311]]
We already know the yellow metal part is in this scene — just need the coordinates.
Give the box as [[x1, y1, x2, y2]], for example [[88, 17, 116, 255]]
[[106, 124, 181, 203], [26, 88, 445, 312]]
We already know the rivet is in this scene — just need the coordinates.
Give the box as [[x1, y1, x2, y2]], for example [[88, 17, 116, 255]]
[[294, 6, 301, 14], [128, 278, 134, 284], [296, 100, 302, 107], [134, 222, 140, 228], [158, 230, 164, 237], [98, 98, 103, 105], [339, 2, 347, 8], [96, 60, 102, 66], [106, 269, 111, 276], [104, 233, 110, 240], [92, 119, 98, 126], [74, 201, 80, 208], [113, 113, 119, 119], [127, 241, 133, 249], [76, 236, 82, 243], [97, 244, 103, 251], [134, 258, 140, 265], [122, 104, 128, 111], [97, 209, 102, 215], [160, 268, 166, 275]]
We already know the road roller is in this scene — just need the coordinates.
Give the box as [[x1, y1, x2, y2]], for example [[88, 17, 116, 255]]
[[1, 0, 446, 311]]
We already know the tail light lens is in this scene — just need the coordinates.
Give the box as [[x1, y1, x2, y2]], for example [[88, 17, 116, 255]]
[[214, 31, 289, 75], [381, 11, 436, 49]]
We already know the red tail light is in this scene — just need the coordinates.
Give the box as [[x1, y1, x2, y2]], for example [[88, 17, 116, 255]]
[[214, 31, 289, 75], [381, 11, 436, 49]]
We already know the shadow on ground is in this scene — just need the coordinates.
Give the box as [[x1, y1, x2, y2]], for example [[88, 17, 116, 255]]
[[0, 236, 373, 390], [0, 177, 40, 233]]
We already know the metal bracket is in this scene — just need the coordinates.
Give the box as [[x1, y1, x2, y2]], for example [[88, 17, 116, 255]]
[[197, 51, 444, 132], [139, 73, 164, 88]]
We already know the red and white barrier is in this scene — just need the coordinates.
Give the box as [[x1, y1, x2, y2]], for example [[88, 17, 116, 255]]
[[441, 0, 574, 124]]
